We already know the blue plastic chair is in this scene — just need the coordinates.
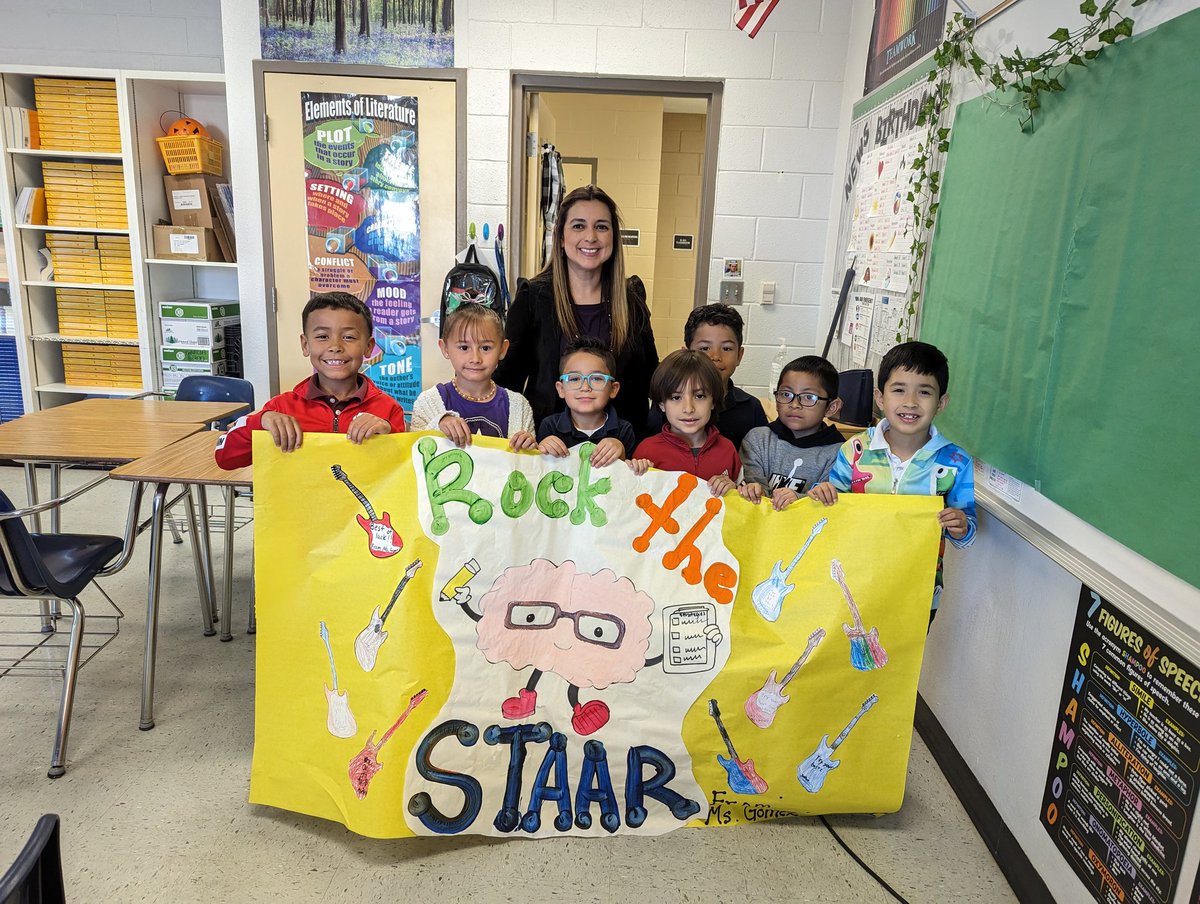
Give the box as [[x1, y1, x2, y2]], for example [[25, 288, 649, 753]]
[[0, 481, 123, 778], [173, 375, 255, 430], [0, 814, 65, 902]]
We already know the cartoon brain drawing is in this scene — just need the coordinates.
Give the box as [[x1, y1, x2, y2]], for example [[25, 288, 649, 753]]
[[468, 559, 655, 735]]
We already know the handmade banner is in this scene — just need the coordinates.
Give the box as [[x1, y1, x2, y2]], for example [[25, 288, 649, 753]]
[[251, 434, 943, 839], [301, 92, 421, 409]]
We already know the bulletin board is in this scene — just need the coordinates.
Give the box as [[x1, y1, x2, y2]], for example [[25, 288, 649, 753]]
[[828, 69, 935, 375], [919, 10, 1200, 588]]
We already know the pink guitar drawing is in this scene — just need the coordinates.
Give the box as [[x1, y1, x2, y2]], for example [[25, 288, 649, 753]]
[[320, 620, 357, 738], [354, 558, 423, 672], [831, 559, 888, 671], [331, 464, 401, 558], [849, 438, 873, 492], [708, 699, 768, 795], [744, 628, 826, 728], [348, 688, 428, 799]]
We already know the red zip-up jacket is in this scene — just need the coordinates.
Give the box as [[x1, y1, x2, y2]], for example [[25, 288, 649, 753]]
[[632, 424, 742, 481], [214, 375, 406, 470]]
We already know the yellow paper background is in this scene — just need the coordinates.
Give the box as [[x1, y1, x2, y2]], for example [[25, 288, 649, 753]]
[[250, 433, 942, 838]]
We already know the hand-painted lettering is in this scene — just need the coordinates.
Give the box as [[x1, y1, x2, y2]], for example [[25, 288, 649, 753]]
[[408, 719, 483, 834]]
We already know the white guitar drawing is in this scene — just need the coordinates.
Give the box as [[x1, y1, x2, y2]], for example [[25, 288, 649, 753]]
[[320, 620, 357, 738], [353, 558, 423, 672]]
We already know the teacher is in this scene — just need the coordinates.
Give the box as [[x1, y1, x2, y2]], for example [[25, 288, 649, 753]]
[[495, 184, 659, 439]]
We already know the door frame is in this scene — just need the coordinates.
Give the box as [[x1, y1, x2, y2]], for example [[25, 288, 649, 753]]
[[252, 60, 466, 394], [509, 73, 722, 297]]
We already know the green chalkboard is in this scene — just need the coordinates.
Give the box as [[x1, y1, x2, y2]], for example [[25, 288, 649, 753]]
[[921, 10, 1200, 588]]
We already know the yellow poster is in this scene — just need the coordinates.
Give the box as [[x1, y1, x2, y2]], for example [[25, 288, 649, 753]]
[[250, 433, 942, 839]]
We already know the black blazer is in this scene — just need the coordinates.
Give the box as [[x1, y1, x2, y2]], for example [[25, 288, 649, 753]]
[[495, 274, 659, 439]]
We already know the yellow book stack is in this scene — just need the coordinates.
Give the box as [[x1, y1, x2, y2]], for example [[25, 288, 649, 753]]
[[33, 78, 120, 154], [42, 162, 127, 230], [62, 342, 141, 388], [46, 233, 131, 285], [55, 287, 138, 341]]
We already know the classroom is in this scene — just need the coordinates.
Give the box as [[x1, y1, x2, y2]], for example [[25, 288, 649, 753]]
[[0, 1, 1197, 902]]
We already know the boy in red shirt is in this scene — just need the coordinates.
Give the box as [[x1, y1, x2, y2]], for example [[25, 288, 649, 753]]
[[215, 292, 406, 469]]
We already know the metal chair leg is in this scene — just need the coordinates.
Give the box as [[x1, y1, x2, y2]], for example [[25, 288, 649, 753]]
[[166, 515, 184, 545], [48, 597, 85, 779], [183, 490, 216, 636]]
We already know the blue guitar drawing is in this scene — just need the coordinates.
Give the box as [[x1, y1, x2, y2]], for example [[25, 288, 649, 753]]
[[751, 517, 828, 621], [796, 693, 878, 793], [707, 699, 768, 795]]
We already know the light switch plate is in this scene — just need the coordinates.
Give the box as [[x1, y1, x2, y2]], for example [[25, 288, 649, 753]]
[[720, 281, 744, 304], [761, 281, 776, 304]]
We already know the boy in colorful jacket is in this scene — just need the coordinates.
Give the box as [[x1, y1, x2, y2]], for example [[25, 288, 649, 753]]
[[808, 341, 975, 612]]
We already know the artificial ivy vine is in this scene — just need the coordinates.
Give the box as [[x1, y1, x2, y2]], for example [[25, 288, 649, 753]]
[[902, 0, 1153, 333]]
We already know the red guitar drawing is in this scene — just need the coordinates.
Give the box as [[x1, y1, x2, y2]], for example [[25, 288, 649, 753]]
[[348, 688, 428, 799], [744, 628, 826, 729], [331, 464, 401, 558]]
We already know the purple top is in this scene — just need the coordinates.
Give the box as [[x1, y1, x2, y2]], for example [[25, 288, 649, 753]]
[[437, 381, 510, 438], [562, 301, 612, 354]]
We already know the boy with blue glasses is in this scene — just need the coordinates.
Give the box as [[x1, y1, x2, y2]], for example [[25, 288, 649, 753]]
[[536, 336, 637, 466], [739, 355, 845, 510]]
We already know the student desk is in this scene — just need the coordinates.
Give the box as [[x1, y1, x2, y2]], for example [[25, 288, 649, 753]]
[[110, 431, 252, 730]]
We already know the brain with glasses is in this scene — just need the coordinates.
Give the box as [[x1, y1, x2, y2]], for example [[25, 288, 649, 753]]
[[476, 559, 653, 687]]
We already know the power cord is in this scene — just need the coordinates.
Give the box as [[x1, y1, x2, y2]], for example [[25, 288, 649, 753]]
[[819, 815, 912, 904]]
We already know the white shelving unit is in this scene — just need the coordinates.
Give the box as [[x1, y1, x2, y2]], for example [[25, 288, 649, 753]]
[[0, 67, 236, 412]]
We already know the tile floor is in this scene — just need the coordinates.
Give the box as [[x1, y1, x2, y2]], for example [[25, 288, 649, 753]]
[[0, 465, 1017, 903]]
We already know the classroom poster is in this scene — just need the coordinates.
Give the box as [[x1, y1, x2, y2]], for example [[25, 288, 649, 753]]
[[301, 92, 422, 410], [864, 0, 947, 94], [260, 0, 453, 67], [836, 82, 924, 363], [1041, 586, 1200, 904], [250, 434, 945, 839]]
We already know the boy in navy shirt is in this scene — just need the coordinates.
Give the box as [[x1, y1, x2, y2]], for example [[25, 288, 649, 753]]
[[537, 336, 636, 466], [646, 303, 767, 448]]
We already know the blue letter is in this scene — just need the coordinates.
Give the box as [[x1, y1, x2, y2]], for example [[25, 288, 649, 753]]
[[574, 739, 621, 832], [408, 720, 482, 834], [522, 731, 573, 833], [484, 722, 551, 833], [625, 745, 701, 827]]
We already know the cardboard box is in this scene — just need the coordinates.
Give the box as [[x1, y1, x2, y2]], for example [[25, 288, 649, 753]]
[[160, 344, 227, 391], [152, 224, 223, 262], [163, 174, 219, 228]]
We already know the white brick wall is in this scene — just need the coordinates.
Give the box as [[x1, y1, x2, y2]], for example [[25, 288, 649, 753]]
[[0, 0, 223, 72], [457, 0, 851, 396]]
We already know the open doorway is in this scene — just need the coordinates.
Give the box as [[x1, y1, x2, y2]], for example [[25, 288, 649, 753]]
[[510, 76, 721, 360]]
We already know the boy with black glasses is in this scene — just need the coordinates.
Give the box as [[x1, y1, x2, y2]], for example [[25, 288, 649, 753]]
[[536, 336, 637, 466], [738, 355, 844, 510]]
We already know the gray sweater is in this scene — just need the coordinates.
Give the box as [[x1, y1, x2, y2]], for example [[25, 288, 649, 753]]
[[739, 421, 844, 494]]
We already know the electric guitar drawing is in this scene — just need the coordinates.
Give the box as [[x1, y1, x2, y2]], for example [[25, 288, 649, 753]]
[[831, 559, 888, 671], [708, 699, 768, 795], [797, 693, 878, 793], [751, 518, 828, 621], [348, 688, 428, 799], [320, 621, 357, 739], [354, 558, 424, 672], [744, 628, 826, 728], [331, 464, 401, 558]]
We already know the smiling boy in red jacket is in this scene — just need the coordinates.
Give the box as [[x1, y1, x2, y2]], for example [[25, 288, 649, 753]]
[[215, 292, 406, 469]]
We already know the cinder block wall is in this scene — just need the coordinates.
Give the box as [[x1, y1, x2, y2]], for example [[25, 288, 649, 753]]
[[0, 0, 224, 72], [652, 111, 705, 357], [461, 0, 851, 396]]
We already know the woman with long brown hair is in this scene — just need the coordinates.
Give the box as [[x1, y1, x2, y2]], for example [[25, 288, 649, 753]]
[[495, 185, 659, 438]]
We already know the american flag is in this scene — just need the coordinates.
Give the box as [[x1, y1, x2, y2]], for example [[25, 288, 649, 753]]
[[735, 0, 780, 39]]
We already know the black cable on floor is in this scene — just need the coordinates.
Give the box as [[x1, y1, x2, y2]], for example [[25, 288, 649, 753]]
[[819, 815, 911, 904]]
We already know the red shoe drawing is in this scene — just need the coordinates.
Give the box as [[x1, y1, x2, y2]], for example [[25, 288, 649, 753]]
[[501, 688, 537, 719], [572, 700, 610, 735]]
